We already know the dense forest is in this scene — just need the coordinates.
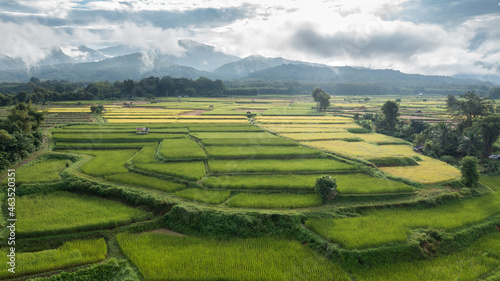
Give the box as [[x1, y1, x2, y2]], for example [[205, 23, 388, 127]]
[[0, 76, 498, 107]]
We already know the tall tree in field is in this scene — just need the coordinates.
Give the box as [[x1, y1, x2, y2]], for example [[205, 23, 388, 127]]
[[381, 100, 399, 131], [460, 156, 480, 187], [311, 88, 331, 113], [472, 114, 500, 158]]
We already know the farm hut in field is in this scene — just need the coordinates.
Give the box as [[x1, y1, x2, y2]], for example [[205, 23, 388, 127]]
[[136, 127, 150, 135]]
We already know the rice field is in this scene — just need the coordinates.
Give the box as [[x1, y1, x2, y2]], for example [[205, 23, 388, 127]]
[[380, 156, 461, 184], [188, 125, 264, 132], [130, 143, 158, 164], [134, 161, 206, 180], [280, 132, 361, 141], [9, 159, 68, 184], [53, 132, 184, 142], [0, 239, 107, 279], [354, 133, 409, 144], [191, 132, 279, 139], [306, 179, 500, 249], [174, 188, 231, 204], [200, 138, 298, 146], [66, 149, 137, 177], [107, 118, 248, 123], [204, 145, 322, 158], [208, 158, 357, 173], [54, 142, 152, 150], [351, 233, 500, 281], [116, 233, 350, 281], [158, 137, 206, 160], [204, 174, 414, 194], [104, 172, 185, 192], [302, 140, 408, 159], [227, 193, 323, 208], [17, 191, 152, 236]]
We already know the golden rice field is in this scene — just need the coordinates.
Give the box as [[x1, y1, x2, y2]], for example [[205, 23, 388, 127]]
[[302, 140, 407, 159], [256, 116, 353, 120], [280, 132, 359, 141], [354, 133, 409, 144], [43, 108, 96, 113], [106, 119, 248, 123], [380, 156, 461, 184], [262, 123, 363, 130]]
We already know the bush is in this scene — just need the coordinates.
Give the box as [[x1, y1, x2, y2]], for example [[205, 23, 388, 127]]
[[314, 176, 337, 200], [460, 156, 480, 187], [440, 155, 459, 166]]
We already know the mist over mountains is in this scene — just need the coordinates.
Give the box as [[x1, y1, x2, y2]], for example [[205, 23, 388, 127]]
[[0, 40, 497, 92]]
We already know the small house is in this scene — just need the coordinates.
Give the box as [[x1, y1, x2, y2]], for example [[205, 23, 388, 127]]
[[136, 127, 150, 135]]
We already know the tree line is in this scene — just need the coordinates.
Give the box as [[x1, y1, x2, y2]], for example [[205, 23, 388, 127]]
[[355, 91, 500, 177]]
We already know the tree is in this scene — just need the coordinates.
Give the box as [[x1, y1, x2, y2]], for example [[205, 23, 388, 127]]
[[145, 94, 155, 102], [446, 91, 495, 129], [90, 104, 105, 115], [460, 156, 480, 187], [457, 130, 483, 157], [489, 87, 500, 100], [314, 176, 337, 201], [311, 88, 331, 113], [381, 100, 399, 131], [472, 114, 500, 158]]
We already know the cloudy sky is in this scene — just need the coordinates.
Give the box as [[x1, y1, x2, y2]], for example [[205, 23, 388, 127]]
[[1, 0, 500, 78]]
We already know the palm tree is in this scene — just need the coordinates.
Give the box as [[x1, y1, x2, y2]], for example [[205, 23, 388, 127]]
[[457, 130, 483, 157]]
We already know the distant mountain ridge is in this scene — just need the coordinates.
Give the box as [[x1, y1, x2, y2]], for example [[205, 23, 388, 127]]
[[0, 40, 497, 89]]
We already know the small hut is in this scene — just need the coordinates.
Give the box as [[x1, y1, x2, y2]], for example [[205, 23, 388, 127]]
[[136, 127, 150, 135]]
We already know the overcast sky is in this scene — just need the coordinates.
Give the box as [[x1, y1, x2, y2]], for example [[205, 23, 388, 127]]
[[1, 0, 500, 78]]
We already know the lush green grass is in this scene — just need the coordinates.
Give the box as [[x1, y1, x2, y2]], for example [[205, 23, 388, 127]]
[[116, 233, 350, 281], [208, 158, 357, 173], [191, 132, 280, 139], [0, 239, 107, 279], [174, 188, 231, 204], [53, 128, 189, 133], [130, 143, 158, 164], [205, 145, 322, 158], [11, 159, 67, 184], [17, 191, 152, 236], [54, 142, 151, 150], [306, 177, 500, 249], [200, 137, 299, 146], [66, 149, 137, 177], [53, 132, 184, 142], [481, 175, 500, 191], [227, 193, 322, 208], [158, 137, 207, 159], [104, 172, 185, 192], [351, 232, 500, 281], [134, 161, 206, 181], [204, 174, 414, 194]]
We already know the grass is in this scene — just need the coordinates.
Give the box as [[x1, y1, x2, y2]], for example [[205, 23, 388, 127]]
[[104, 172, 185, 192], [208, 158, 357, 173], [134, 161, 206, 181], [351, 233, 500, 281], [158, 137, 207, 159], [116, 233, 350, 281], [204, 174, 414, 194], [17, 191, 152, 236], [380, 156, 461, 184], [0, 239, 107, 279], [227, 193, 323, 208], [66, 149, 137, 177], [200, 138, 298, 146], [205, 145, 322, 158], [306, 176, 500, 249], [174, 188, 231, 204], [130, 143, 158, 164], [11, 159, 67, 184]]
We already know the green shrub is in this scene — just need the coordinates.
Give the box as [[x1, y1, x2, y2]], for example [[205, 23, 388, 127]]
[[461, 156, 480, 187], [314, 176, 337, 200]]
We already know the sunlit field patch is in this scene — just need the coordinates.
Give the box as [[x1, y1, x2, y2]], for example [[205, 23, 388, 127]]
[[280, 132, 360, 141], [9, 159, 68, 184], [379, 156, 461, 184], [354, 133, 409, 144], [302, 140, 406, 159]]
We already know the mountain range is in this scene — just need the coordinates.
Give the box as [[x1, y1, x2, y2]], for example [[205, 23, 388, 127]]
[[0, 40, 498, 90]]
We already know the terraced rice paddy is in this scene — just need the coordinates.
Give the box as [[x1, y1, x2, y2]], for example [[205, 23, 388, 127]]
[[8, 158, 68, 184], [104, 173, 185, 192], [158, 137, 207, 160], [117, 233, 350, 281], [380, 156, 461, 184], [66, 149, 137, 177], [208, 158, 357, 173], [174, 188, 231, 204], [17, 191, 152, 236], [226, 193, 323, 208], [204, 145, 322, 158], [134, 161, 206, 180]]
